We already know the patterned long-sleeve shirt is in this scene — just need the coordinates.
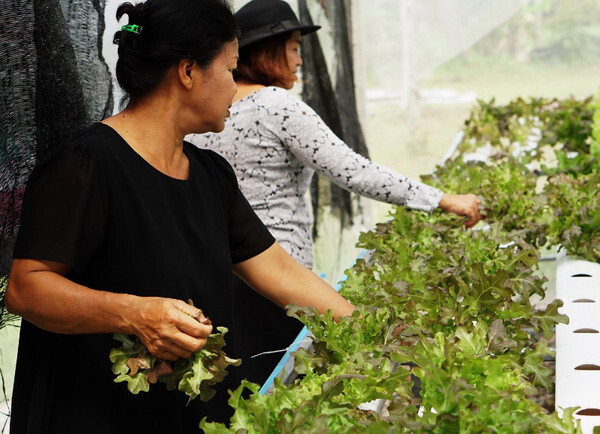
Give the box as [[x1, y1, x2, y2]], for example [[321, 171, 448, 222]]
[[188, 86, 443, 268]]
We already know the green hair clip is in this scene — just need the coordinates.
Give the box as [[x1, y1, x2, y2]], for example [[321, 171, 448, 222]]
[[121, 24, 142, 35]]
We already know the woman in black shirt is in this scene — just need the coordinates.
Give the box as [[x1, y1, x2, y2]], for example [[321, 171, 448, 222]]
[[4, 1, 354, 432]]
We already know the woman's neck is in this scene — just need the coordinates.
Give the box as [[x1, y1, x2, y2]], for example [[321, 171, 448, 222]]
[[102, 104, 189, 180], [233, 81, 267, 102]]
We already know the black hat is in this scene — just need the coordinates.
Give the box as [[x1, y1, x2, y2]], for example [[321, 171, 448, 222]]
[[235, 0, 321, 48]]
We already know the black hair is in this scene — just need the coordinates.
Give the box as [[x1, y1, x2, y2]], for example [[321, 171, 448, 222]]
[[113, 0, 239, 105]]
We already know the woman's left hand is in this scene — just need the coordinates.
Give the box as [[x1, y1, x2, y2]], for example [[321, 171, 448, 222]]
[[438, 193, 483, 228]]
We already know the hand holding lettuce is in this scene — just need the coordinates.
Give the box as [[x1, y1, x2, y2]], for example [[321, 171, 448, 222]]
[[109, 301, 241, 403]]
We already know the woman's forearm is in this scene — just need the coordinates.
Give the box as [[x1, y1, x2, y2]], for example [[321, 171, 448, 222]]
[[233, 242, 355, 319], [6, 259, 139, 334], [6, 258, 212, 360]]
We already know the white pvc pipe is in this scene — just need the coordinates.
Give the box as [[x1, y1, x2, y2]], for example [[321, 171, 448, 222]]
[[555, 253, 600, 433]]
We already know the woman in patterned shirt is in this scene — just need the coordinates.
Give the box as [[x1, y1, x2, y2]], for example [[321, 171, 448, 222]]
[[188, 0, 482, 386]]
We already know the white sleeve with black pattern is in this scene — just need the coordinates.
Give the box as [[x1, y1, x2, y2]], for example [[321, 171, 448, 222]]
[[263, 88, 444, 212]]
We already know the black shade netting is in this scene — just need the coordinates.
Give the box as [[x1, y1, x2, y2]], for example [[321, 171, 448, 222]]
[[0, 0, 113, 343], [299, 0, 369, 239]]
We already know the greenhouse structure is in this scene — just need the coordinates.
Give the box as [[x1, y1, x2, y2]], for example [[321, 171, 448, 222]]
[[2, 0, 600, 432]]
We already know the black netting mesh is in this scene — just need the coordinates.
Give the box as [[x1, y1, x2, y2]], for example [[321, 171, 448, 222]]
[[0, 0, 112, 416], [299, 0, 369, 239], [1, 2, 37, 322]]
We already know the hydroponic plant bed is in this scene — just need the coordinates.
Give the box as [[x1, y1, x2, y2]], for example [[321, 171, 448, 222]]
[[196, 94, 600, 433]]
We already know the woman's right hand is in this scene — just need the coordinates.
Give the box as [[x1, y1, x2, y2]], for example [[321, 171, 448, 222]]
[[438, 193, 483, 228], [128, 297, 213, 361], [7, 259, 212, 361]]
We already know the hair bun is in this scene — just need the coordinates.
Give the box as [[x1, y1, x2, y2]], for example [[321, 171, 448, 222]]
[[114, 2, 144, 46], [116, 2, 136, 21]]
